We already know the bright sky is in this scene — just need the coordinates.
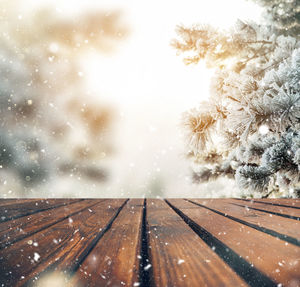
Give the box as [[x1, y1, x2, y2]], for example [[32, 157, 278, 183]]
[[28, 0, 262, 197], [83, 0, 261, 108]]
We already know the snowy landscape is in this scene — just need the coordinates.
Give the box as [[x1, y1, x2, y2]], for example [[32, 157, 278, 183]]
[[0, 1, 300, 286], [0, 0, 299, 198]]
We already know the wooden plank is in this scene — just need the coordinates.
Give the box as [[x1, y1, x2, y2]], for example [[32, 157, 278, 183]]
[[146, 199, 247, 287], [0, 199, 38, 207], [0, 199, 127, 287], [231, 199, 300, 219], [0, 199, 102, 248], [0, 199, 82, 222], [0, 198, 80, 209], [243, 199, 300, 208], [189, 199, 300, 245], [70, 199, 144, 287], [168, 199, 300, 286]]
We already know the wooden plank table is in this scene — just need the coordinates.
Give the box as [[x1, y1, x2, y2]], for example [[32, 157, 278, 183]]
[[0, 199, 299, 287]]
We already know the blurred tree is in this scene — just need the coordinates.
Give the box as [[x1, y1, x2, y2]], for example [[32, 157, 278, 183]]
[[0, 2, 128, 195], [173, 0, 300, 197]]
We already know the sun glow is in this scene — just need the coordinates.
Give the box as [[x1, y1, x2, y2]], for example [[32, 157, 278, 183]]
[[22, 0, 262, 197], [77, 0, 262, 197], [79, 0, 262, 110]]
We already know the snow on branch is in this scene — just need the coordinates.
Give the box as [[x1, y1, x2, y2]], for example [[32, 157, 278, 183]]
[[175, 0, 300, 197]]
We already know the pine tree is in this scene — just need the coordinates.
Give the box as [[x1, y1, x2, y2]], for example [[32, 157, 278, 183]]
[[173, 0, 300, 197]]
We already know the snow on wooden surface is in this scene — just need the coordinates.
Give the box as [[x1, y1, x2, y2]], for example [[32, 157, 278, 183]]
[[0, 198, 299, 286]]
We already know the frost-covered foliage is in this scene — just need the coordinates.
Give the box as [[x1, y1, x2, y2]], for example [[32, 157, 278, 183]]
[[173, 0, 300, 197], [0, 3, 127, 196]]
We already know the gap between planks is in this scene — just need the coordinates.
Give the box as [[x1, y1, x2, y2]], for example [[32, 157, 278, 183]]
[[0, 199, 84, 223], [185, 199, 300, 247], [1, 199, 300, 287], [231, 199, 300, 220], [0, 199, 128, 286], [167, 199, 300, 287]]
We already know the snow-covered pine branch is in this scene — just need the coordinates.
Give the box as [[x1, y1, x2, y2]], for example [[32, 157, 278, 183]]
[[175, 0, 300, 197]]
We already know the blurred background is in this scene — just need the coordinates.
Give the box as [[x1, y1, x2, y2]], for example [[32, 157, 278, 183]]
[[0, 0, 262, 198]]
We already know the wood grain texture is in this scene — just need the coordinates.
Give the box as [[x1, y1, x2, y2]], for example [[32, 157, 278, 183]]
[[231, 199, 300, 219], [189, 199, 300, 245], [0, 199, 126, 287], [146, 199, 247, 287], [0, 199, 101, 248], [71, 199, 144, 287], [243, 198, 300, 208], [1, 198, 300, 287], [168, 199, 300, 287], [0, 199, 82, 222], [0, 199, 39, 207]]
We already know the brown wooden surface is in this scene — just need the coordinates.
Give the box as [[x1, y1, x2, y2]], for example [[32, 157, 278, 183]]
[[241, 198, 300, 208], [146, 199, 247, 287], [0, 198, 299, 287], [232, 199, 300, 219], [0, 199, 82, 222], [0, 199, 102, 248], [0, 199, 40, 207], [189, 199, 300, 245], [0, 199, 126, 287], [168, 199, 300, 286], [71, 199, 144, 287]]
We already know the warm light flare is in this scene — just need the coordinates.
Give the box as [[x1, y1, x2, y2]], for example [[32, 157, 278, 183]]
[[0, 0, 263, 197]]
